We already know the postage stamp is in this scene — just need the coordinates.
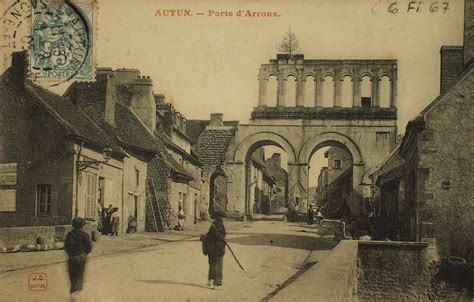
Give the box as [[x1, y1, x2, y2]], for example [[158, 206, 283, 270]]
[[28, 0, 94, 82]]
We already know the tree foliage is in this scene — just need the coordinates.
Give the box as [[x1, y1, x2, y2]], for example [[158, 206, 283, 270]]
[[277, 28, 300, 56]]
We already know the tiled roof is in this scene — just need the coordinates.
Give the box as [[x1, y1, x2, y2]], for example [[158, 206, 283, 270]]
[[65, 79, 163, 154], [186, 119, 239, 142], [195, 127, 237, 166], [162, 152, 194, 181], [155, 131, 202, 167], [25, 82, 125, 156]]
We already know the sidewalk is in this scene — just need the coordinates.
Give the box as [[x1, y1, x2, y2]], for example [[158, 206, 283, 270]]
[[0, 220, 246, 273]]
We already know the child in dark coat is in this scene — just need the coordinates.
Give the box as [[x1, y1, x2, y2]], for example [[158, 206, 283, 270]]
[[65, 217, 92, 297], [206, 209, 226, 289]]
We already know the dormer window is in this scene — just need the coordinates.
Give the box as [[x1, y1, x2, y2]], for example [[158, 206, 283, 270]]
[[334, 160, 342, 169]]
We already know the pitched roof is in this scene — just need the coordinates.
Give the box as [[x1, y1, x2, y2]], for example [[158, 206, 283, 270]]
[[24, 81, 125, 156], [162, 152, 194, 181], [65, 79, 163, 154], [155, 131, 202, 167], [194, 126, 237, 166], [400, 64, 474, 157], [187, 119, 239, 142], [370, 145, 405, 186]]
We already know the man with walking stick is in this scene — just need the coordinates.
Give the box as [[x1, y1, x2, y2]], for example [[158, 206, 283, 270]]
[[206, 206, 227, 290]]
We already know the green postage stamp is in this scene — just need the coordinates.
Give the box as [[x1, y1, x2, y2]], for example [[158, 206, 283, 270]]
[[29, 0, 94, 82]]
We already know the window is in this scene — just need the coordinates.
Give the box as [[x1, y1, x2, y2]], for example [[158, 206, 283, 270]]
[[334, 160, 342, 169], [37, 185, 52, 215], [0, 189, 16, 212], [135, 168, 140, 186], [361, 97, 372, 108], [85, 173, 97, 219]]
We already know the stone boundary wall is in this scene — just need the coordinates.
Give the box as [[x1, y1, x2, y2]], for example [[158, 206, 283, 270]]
[[0, 223, 97, 247], [271, 240, 359, 301], [357, 240, 431, 300]]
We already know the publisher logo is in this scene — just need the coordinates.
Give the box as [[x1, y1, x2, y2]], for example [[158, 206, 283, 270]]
[[28, 273, 47, 291]]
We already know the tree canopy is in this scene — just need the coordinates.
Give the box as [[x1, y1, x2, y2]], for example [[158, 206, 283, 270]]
[[277, 28, 300, 56]]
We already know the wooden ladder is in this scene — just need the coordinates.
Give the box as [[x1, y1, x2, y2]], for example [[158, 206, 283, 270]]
[[146, 178, 166, 232]]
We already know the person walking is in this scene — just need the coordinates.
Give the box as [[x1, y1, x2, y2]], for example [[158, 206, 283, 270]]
[[206, 207, 226, 290], [64, 217, 92, 299], [307, 205, 314, 225]]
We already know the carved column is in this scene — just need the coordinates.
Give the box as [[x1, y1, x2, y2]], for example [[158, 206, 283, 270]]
[[353, 74, 361, 107], [296, 75, 305, 107], [277, 76, 286, 107], [371, 77, 380, 107], [316, 77, 324, 107], [334, 70, 343, 107], [390, 74, 397, 108], [258, 74, 267, 107]]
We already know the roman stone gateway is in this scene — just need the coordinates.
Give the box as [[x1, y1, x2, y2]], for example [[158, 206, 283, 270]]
[[225, 54, 398, 217]]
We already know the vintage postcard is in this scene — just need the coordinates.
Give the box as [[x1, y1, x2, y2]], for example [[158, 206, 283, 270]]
[[0, 0, 472, 301]]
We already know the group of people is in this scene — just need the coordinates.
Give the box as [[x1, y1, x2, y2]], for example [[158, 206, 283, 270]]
[[98, 203, 120, 236], [307, 205, 323, 226], [64, 206, 228, 299]]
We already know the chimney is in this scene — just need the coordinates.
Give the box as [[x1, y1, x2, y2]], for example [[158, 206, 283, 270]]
[[440, 46, 464, 93], [10, 51, 28, 82], [464, 0, 474, 67], [104, 73, 115, 125], [131, 76, 156, 133], [154, 94, 165, 105], [94, 68, 115, 125], [209, 113, 224, 126], [113, 69, 140, 86]]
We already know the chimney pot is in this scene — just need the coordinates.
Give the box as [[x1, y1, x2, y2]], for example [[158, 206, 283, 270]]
[[209, 113, 224, 126]]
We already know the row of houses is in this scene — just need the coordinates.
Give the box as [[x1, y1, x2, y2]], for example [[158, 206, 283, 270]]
[[0, 51, 286, 238], [370, 3, 474, 261]]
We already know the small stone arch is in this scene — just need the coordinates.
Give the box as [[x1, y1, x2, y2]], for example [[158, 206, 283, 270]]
[[233, 132, 297, 163], [265, 73, 278, 80], [378, 73, 392, 80], [298, 132, 363, 164], [359, 72, 374, 81], [320, 72, 335, 80], [340, 73, 354, 81]]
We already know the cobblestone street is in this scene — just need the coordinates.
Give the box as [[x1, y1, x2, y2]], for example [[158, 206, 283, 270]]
[[0, 220, 337, 302]]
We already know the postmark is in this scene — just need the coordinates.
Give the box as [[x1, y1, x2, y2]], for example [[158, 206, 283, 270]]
[[28, 272, 48, 291], [28, 0, 94, 83]]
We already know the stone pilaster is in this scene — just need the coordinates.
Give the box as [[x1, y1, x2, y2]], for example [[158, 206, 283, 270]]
[[258, 75, 267, 107], [277, 76, 286, 107], [353, 75, 361, 107], [296, 76, 305, 107]]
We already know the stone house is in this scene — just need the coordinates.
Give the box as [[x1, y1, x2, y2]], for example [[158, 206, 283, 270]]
[[64, 67, 163, 233], [315, 147, 353, 217], [369, 145, 405, 240], [0, 53, 159, 234], [248, 149, 277, 215], [374, 1, 474, 260], [264, 153, 288, 213], [150, 100, 203, 228], [187, 114, 238, 218]]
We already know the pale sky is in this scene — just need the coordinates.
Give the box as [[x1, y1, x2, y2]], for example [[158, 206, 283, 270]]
[[2, 0, 465, 185]]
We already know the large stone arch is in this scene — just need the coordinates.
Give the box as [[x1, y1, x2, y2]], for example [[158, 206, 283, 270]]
[[298, 132, 363, 164], [233, 131, 297, 163]]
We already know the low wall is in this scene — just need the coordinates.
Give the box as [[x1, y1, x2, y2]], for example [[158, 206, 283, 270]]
[[271, 240, 359, 301], [357, 241, 431, 300], [0, 223, 97, 247]]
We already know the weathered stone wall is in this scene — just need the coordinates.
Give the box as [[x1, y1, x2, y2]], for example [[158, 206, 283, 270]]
[[0, 64, 75, 227], [358, 241, 431, 300], [416, 67, 474, 261], [146, 155, 172, 229]]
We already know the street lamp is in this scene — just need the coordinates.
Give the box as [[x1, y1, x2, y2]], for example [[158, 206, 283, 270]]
[[77, 147, 113, 171]]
